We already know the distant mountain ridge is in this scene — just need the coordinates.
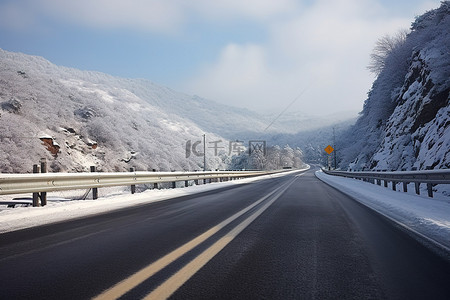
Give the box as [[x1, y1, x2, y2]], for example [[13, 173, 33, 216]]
[[339, 1, 450, 171]]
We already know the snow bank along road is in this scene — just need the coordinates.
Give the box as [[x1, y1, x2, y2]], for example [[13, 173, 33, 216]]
[[1, 168, 449, 299]]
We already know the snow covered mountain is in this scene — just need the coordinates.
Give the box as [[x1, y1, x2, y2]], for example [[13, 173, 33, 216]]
[[339, 2, 450, 171], [0, 49, 238, 173], [1, 49, 315, 173]]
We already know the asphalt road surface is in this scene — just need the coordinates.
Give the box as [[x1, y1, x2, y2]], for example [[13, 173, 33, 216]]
[[1, 169, 449, 299]]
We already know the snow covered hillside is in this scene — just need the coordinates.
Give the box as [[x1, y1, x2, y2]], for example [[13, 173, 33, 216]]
[[0, 49, 314, 173], [340, 2, 450, 171], [0, 49, 235, 173]]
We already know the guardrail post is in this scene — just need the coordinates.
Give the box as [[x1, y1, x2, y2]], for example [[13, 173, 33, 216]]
[[172, 181, 176, 189], [384, 180, 388, 187], [130, 167, 136, 194], [185, 180, 189, 187], [392, 181, 397, 191], [152, 169, 158, 189], [32, 164, 40, 207], [427, 183, 433, 197], [91, 166, 98, 200], [376, 179, 381, 185], [40, 158, 47, 206], [403, 182, 408, 193], [415, 182, 420, 195], [194, 179, 199, 185]]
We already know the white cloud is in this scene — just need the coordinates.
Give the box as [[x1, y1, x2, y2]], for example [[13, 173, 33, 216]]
[[0, 1, 41, 31], [183, 0, 428, 115], [190, 44, 269, 91], [186, 44, 282, 110], [0, 0, 185, 33], [39, 0, 184, 33], [0, 0, 300, 33], [186, 0, 299, 21]]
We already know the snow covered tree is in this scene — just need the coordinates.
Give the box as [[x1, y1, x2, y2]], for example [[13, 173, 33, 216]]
[[280, 145, 294, 168], [265, 145, 281, 169], [249, 150, 266, 170], [367, 29, 409, 76]]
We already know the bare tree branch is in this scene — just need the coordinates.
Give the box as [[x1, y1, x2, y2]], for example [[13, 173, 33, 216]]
[[368, 29, 409, 75]]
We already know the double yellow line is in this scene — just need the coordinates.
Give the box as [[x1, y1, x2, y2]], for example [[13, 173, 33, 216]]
[[94, 175, 300, 300]]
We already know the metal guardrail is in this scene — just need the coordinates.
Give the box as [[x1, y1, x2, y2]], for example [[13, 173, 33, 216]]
[[0, 170, 284, 206], [322, 169, 450, 197]]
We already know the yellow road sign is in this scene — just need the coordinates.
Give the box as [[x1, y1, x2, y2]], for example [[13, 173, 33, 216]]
[[324, 145, 334, 154]]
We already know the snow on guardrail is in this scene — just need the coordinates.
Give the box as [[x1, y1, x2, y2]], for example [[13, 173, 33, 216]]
[[322, 169, 450, 197]]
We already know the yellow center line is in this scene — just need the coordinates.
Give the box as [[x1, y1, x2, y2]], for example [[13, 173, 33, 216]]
[[92, 179, 295, 300], [143, 180, 294, 300]]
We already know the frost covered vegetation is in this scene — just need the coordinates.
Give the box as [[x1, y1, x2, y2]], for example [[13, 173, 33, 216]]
[[0, 49, 305, 173], [339, 1, 450, 171]]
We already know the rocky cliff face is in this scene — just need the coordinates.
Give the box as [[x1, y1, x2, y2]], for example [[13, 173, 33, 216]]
[[340, 2, 450, 171], [371, 50, 449, 170]]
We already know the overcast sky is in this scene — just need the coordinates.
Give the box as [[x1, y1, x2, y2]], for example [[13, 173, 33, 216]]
[[0, 0, 442, 116]]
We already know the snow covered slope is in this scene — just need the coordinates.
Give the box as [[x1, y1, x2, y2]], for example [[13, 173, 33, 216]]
[[0, 47, 355, 173], [340, 2, 450, 171], [0, 49, 232, 172]]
